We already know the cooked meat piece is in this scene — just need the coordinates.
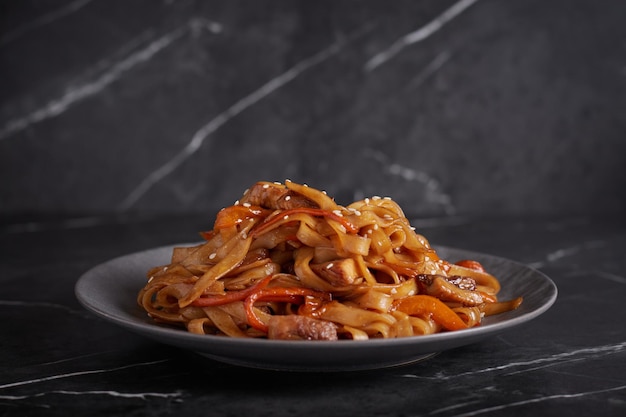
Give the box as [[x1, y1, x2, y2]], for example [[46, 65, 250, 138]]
[[310, 258, 360, 286], [417, 274, 483, 306], [268, 315, 338, 340], [240, 181, 318, 210]]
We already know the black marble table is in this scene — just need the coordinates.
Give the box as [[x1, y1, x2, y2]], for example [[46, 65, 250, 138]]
[[1, 213, 625, 416]]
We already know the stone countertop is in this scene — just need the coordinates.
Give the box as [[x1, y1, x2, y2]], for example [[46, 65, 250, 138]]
[[1, 214, 625, 416]]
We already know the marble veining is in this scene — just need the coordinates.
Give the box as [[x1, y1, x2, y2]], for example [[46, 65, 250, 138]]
[[364, 0, 478, 71], [399, 341, 626, 380], [0, 0, 93, 46], [448, 384, 626, 417], [0, 360, 170, 390], [0, 17, 222, 141], [0, 389, 183, 401], [118, 24, 373, 211]]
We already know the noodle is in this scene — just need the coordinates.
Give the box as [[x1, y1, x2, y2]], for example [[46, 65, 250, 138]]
[[138, 180, 523, 340]]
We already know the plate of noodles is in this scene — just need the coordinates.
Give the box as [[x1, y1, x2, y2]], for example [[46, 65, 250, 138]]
[[75, 180, 557, 371]]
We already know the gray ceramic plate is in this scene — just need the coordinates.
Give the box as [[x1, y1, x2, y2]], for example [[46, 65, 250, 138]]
[[75, 244, 557, 372]]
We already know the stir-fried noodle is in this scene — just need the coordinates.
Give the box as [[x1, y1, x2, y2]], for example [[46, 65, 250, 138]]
[[138, 180, 522, 340]]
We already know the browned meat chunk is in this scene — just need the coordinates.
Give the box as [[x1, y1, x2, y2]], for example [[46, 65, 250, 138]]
[[310, 258, 360, 286], [267, 315, 338, 340], [240, 181, 318, 210], [417, 274, 483, 306]]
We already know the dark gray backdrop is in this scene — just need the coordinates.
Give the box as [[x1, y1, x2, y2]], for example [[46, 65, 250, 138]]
[[1, 0, 625, 219]]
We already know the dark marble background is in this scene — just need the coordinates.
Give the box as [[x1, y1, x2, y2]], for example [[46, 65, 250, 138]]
[[1, 0, 625, 219]]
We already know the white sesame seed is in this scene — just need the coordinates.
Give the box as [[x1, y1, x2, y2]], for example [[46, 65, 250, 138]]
[[285, 196, 291, 201], [332, 210, 343, 217], [326, 263, 334, 269], [263, 184, 270, 188], [234, 200, 240, 205], [243, 202, 251, 207], [391, 288, 397, 294], [364, 198, 370, 204], [338, 225, 347, 233], [209, 253, 216, 259], [383, 197, 391, 200], [241, 232, 248, 239], [424, 256, 430, 261], [283, 215, 289, 220]]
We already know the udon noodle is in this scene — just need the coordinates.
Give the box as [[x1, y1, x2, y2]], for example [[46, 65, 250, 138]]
[[138, 180, 522, 340]]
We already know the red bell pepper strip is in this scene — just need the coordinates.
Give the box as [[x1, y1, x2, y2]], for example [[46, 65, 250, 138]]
[[190, 275, 272, 307], [244, 287, 331, 333], [394, 295, 468, 331], [250, 208, 358, 238]]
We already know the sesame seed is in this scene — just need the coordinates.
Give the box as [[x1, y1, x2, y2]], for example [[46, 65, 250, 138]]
[[364, 198, 370, 204], [283, 215, 289, 220], [148, 276, 154, 283], [338, 225, 347, 233], [209, 253, 216, 259], [373, 196, 381, 200], [391, 288, 397, 294], [234, 200, 240, 205], [424, 256, 430, 261], [241, 232, 248, 239], [285, 196, 291, 201], [332, 210, 343, 216], [326, 263, 334, 269], [243, 202, 251, 207], [263, 184, 270, 189], [383, 197, 391, 200]]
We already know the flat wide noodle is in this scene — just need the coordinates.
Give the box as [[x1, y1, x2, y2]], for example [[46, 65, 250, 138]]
[[137, 180, 522, 340]]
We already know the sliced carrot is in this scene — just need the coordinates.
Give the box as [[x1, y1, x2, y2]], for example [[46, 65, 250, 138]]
[[190, 275, 272, 307], [394, 295, 468, 331]]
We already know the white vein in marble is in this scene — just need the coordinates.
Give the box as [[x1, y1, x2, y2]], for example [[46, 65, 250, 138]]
[[0, 390, 183, 401], [400, 341, 626, 381], [0, 18, 222, 141], [364, 149, 455, 215], [446, 384, 626, 417], [364, 0, 478, 71], [118, 26, 372, 210], [0, 360, 169, 390], [528, 240, 607, 269], [0, 0, 93, 46], [407, 50, 452, 90]]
